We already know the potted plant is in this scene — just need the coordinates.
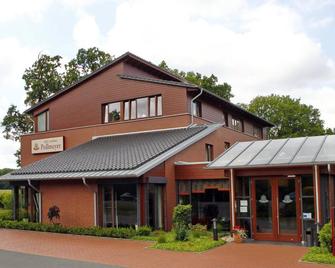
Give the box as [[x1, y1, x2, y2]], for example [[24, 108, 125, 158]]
[[231, 225, 247, 242]]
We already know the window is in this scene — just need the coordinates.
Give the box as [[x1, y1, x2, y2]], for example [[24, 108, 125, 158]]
[[223, 112, 229, 126], [224, 142, 231, 150], [131, 100, 136, 119], [103, 95, 162, 124], [124, 101, 130, 120], [149, 97, 156, 117], [253, 126, 262, 138], [232, 118, 243, 132], [37, 110, 49, 132], [192, 101, 201, 117], [206, 144, 214, 161], [301, 175, 315, 220], [104, 102, 121, 123], [137, 97, 148, 118], [157, 96, 162, 116]]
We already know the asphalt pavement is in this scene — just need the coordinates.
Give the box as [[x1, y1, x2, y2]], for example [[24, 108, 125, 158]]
[[0, 250, 121, 268]]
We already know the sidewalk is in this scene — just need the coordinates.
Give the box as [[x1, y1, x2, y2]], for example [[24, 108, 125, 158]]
[[0, 229, 327, 268]]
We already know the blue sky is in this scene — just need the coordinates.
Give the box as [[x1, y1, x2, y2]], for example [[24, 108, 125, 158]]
[[0, 0, 334, 168]]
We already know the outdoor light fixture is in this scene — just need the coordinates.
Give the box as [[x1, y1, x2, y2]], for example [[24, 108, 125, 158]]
[[282, 194, 293, 204], [259, 194, 269, 204], [287, 175, 296, 178]]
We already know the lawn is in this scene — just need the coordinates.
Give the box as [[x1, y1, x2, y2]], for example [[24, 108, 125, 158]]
[[302, 247, 335, 265], [135, 231, 225, 252]]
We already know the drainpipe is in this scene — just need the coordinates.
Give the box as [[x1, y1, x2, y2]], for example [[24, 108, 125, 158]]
[[188, 88, 203, 128], [28, 179, 42, 223], [82, 178, 97, 226]]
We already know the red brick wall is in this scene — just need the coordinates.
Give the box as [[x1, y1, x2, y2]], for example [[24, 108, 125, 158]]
[[40, 180, 97, 227]]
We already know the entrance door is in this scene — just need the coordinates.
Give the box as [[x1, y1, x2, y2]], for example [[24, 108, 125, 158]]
[[252, 177, 301, 242]]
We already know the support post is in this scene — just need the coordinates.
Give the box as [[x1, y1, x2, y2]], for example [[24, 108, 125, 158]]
[[12, 185, 19, 221], [313, 165, 321, 230], [230, 169, 235, 228], [329, 164, 334, 212]]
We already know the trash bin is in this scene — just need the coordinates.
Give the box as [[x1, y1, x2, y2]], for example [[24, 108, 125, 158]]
[[306, 228, 312, 247]]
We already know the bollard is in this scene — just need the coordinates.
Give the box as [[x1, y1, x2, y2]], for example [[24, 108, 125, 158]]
[[212, 218, 218, 241]]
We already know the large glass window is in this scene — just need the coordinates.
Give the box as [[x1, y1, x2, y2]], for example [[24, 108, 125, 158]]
[[104, 102, 121, 123], [255, 179, 272, 233], [136, 98, 148, 118], [149, 97, 156, 117], [232, 118, 243, 132], [192, 101, 201, 117], [124, 101, 130, 120], [206, 144, 214, 161], [301, 175, 315, 220], [147, 184, 164, 229], [37, 110, 49, 132], [131, 100, 137, 119], [157, 96, 162, 116]]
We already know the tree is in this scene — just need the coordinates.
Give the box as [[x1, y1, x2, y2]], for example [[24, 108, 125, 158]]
[[64, 47, 113, 86], [159, 61, 233, 101], [244, 94, 333, 139], [23, 54, 64, 106], [0, 168, 13, 189], [2, 47, 113, 166]]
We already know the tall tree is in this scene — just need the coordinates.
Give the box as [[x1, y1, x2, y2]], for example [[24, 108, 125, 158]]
[[244, 94, 333, 138], [159, 60, 233, 101], [2, 47, 113, 166], [22, 54, 64, 106], [64, 47, 113, 86]]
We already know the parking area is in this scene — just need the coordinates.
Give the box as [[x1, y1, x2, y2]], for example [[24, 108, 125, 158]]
[[0, 229, 328, 268]]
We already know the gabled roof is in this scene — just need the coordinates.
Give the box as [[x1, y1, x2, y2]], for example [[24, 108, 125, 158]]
[[25, 52, 184, 114], [2, 124, 222, 181], [208, 135, 335, 169]]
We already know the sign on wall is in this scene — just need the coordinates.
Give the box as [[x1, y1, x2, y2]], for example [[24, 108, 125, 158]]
[[31, 137, 64, 154]]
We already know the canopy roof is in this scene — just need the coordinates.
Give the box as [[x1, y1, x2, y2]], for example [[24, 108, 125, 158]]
[[208, 135, 335, 169], [2, 124, 221, 181]]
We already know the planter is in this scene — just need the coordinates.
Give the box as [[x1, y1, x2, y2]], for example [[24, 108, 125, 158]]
[[233, 233, 244, 243]]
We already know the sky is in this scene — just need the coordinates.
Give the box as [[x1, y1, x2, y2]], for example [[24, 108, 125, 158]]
[[0, 0, 334, 168]]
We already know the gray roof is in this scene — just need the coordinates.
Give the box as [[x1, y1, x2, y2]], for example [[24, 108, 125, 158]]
[[208, 135, 335, 169], [2, 124, 221, 181]]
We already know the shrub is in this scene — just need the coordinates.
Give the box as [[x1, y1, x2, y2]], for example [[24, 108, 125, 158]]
[[136, 225, 151, 236], [191, 224, 207, 236], [47, 206, 60, 224], [173, 204, 192, 241], [157, 234, 167, 243], [0, 209, 12, 220], [0, 191, 12, 210], [319, 222, 332, 252]]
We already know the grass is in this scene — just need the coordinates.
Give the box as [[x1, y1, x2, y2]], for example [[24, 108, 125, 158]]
[[0, 209, 12, 220], [149, 231, 225, 252], [0, 190, 11, 194], [302, 247, 335, 265]]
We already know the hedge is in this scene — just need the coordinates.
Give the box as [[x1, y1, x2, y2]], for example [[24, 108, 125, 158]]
[[0, 220, 151, 239]]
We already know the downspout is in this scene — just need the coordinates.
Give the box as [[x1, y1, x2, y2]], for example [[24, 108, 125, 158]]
[[188, 88, 203, 128], [82, 178, 97, 226], [28, 179, 42, 223]]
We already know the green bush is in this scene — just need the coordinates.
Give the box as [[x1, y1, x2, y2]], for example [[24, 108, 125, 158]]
[[0, 209, 12, 220], [0, 191, 12, 210], [319, 222, 332, 252], [0, 220, 139, 239], [157, 234, 167, 243], [173, 204, 192, 241], [136, 225, 151, 236], [191, 224, 207, 238]]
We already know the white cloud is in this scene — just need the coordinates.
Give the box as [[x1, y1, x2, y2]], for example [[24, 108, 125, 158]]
[[97, 0, 335, 129], [310, 17, 334, 29], [0, 37, 38, 168], [0, 0, 53, 22], [73, 11, 104, 49]]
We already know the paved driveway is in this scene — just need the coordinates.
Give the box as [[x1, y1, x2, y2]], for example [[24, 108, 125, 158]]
[[0, 229, 328, 268], [0, 249, 120, 268]]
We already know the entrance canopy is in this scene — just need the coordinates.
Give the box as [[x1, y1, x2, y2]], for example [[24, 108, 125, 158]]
[[208, 135, 335, 169]]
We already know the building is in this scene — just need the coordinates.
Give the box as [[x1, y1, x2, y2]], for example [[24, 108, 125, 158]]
[[5, 51, 313, 238], [208, 136, 335, 243]]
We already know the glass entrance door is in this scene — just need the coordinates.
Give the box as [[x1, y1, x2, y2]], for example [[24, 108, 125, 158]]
[[252, 177, 301, 242]]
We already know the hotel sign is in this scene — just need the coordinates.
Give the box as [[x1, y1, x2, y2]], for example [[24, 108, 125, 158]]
[[31, 137, 64, 154]]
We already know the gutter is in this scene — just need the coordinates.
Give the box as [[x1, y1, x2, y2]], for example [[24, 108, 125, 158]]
[[188, 88, 203, 127]]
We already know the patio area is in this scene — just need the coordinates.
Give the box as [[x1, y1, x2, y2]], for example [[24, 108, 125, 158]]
[[0, 229, 329, 268]]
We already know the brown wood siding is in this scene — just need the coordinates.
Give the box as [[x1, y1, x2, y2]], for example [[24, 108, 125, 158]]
[[32, 62, 188, 131]]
